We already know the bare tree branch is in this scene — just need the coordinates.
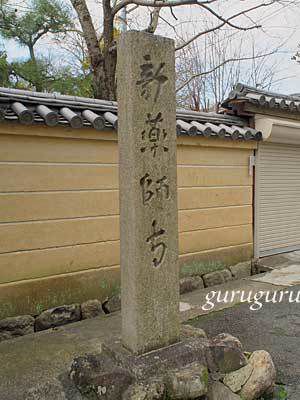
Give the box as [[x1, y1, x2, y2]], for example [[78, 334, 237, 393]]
[[176, 50, 278, 93], [169, 7, 178, 20], [175, 2, 275, 51], [127, 4, 139, 13], [112, 0, 217, 17], [145, 8, 160, 33], [199, 2, 266, 31], [158, 13, 177, 33], [70, 0, 100, 69]]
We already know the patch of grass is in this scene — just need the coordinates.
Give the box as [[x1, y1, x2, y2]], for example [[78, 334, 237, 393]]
[[163, 392, 172, 400], [257, 385, 288, 400], [111, 284, 121, 297], [180, 260, 226, 278], [0, 302, 16, 319], [202, 367, 209, 387], [35, 303, 45, 315], [99, 279, 109, 290], [275, 386, 288, 400]]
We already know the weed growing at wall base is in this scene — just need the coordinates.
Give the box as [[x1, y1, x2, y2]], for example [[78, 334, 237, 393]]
[[180, 261, 225, 277]]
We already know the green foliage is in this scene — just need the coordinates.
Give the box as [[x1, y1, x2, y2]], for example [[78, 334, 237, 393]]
[[110, 284, 121, 297], [10, 58, 48, 89], [0, 0, 93, 95], [4, 55, 93, 95], [0, 0, 73, 49], [50, 66, 94, 97], [202, 367, 209, 386], [35, 303, 44, 315], [100, 280, 109, 290], [275, 386, 288, 400], [0, 50, 9, 86]]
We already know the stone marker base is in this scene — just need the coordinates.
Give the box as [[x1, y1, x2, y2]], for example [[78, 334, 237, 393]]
[[69, 326, 276, 400]]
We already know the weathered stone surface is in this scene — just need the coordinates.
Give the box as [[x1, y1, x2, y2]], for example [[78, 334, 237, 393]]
[[229, 262, 252, 280], [181, 324, 207, 340], [24, 378, 82, 400], [69, 337, 213, 399], [203, 270, 233, 287], [70, 351, 134, 400], [165, 362, 208, 399], [81, 300, 103, 319], [240, 350, 276, 400], [210, 333, 247, 373], [0, 315, 34, 342], [122, 380, 165, 400], [117, 31, 179, 354], [207, 381, 242, 400], [35, 304, 81, 331], [223, 363, 253, 393], [110, 337, 212, 381], [180, 276, 204, 294], [103, 294, 121, 314]]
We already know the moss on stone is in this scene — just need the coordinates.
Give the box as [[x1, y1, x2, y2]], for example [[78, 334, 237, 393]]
[[202, 367, 209, 387]]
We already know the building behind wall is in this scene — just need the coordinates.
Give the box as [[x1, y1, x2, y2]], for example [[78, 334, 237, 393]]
[[224, 83, 300, 259], [0, 88, 260, 318]]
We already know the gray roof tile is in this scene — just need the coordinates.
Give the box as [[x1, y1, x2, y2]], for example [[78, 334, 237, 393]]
[[0, 86, 261, 141], [223, 82, 300, 114]]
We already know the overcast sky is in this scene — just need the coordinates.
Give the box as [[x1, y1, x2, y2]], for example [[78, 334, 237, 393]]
[[3, 0, 300, 94]]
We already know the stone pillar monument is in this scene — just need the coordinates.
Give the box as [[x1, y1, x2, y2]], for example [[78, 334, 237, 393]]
[[117, 31, 179, 355]]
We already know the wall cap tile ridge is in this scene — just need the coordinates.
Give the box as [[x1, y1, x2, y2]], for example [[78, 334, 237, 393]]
[[0, 86, 261, 140], [223, 82, 300, 116]]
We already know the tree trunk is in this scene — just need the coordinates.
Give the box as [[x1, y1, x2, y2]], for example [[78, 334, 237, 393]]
[[28, 43, 43, 92], [92, 52, 117, 101], [28, 44, 36, 64], [94, 0, 117, 100], [71, 0, 117, 100]]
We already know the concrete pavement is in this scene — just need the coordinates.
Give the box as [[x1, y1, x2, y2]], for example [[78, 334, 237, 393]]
[[1, 264, 299, 399]]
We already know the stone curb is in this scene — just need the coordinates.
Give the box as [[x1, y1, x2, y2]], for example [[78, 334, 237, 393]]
[[180, 260, 253, 293], [0, 260, 256, 342]]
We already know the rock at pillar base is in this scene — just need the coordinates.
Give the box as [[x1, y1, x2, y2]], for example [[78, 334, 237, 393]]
[[223, 363, 253, 393], [207, 381, 242, 400], [123, 380, 166, 400], [110, 337, 213, 380], [181, 324, 207, 340], [70, 337, 211, 400], [210, 333, 248, 373], [69, 332, 274, 400], [70, 351, 134, 400], [239, 350, 276, 400], [165, 362, 208, 399]]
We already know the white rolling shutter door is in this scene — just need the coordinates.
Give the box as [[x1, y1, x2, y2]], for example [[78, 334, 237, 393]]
[[256, 142, 300, 257]]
